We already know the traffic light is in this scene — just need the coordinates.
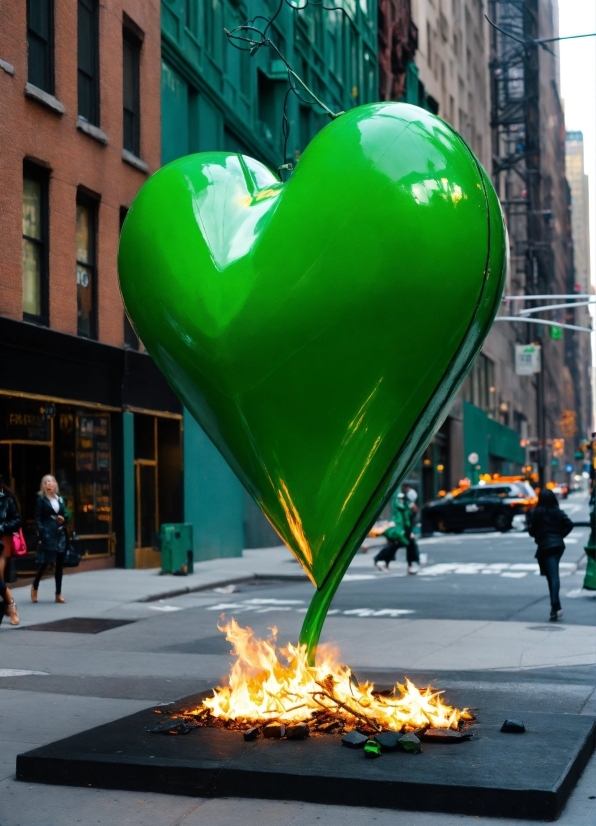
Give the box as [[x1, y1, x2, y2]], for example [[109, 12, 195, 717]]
[[552, 438, 565, 457]]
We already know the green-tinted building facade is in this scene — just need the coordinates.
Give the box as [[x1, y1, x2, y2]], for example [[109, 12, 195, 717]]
[[161, 0, 378, 559], [161, 0, 377, 168]]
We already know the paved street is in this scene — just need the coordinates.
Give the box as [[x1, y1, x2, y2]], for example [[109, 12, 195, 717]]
[[1, 494, 595, 825]]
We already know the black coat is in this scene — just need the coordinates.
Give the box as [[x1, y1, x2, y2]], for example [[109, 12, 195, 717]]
[[0, 491, 21, 551], [527, 506, 573, 558], [35, 494, 68, 561]]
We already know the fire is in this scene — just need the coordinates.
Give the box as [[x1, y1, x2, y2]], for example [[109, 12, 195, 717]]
[[196, 619, 467, 732]]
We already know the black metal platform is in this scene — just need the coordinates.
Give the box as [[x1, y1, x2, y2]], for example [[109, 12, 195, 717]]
[[16, 691, 595, 821]]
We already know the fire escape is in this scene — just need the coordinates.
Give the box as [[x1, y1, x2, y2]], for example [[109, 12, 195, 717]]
[[488, 0, 582, 480], [378, 0, 418, 102]]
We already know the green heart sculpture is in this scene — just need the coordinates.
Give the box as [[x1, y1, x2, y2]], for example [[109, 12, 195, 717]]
[[119, 103, 506, 658]]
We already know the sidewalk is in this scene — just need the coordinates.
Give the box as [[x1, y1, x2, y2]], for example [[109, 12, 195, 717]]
[[5, 545, 303, 628]]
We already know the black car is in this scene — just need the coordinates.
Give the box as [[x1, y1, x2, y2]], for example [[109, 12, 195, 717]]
[[421, 483, 535, 534]]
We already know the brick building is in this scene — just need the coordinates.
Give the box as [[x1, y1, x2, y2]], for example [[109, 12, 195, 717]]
[[0, 0, 184, 571]]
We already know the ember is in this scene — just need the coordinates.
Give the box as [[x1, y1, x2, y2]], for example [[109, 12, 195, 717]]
[[176, 620, 471, 737]]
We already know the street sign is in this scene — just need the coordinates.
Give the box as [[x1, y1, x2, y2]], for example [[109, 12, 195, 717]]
[[550, 325, 563, 340], [515, 344, 541, 375], [565, 463, 573, 474], [467, 452, 479, 465]]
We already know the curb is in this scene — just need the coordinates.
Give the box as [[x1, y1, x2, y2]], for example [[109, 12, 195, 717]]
[[137, 573, 310, 603]]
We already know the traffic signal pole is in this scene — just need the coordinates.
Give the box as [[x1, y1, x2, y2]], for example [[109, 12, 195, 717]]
[[536, 327, 546, 489], [583, 433, 596, 591]]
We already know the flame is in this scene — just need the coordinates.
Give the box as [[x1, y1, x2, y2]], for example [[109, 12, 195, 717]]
[[198, 619, 466, 732]]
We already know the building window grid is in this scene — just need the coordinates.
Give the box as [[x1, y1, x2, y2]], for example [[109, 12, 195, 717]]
[[27, 0, 55, 93], [77, 0, 100, 125], [22, 163, 49, 325]]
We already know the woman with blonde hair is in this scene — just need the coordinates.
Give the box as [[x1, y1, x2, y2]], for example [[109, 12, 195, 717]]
[[32, 475, 68, 603]]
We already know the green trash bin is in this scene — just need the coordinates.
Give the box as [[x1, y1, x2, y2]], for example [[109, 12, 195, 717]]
[[160, 523, 193, 575]]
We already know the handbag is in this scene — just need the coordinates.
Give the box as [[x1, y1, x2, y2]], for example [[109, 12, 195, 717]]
[[12, 529, 27, 556], [63, 528, 82, 568]]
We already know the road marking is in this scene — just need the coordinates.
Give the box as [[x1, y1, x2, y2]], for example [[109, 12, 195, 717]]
[[566, 588, 596, 599], [241, 598, 306, 605], [150, 605, 183, 612], [416, 560, 580, 579], [343, 608, 414, 617], [205, 602, 414, 619], [0, 669, 49, 677], [343, 574, 378, 581]]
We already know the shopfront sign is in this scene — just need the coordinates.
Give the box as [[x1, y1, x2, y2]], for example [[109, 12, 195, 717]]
[[515, 344, 541, 376], [0, 402, 51, 442]]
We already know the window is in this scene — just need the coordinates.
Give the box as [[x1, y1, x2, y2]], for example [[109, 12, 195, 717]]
[[78, 0, 99, 125], [327, 10, 343, 79], [427, 21, 432, 69], [461, 353, 496, 414], [485, 487, 510, 499], [22, 163, 49, 324], [349, 24, 358, 97], [204, 0, 223, 59], [27, 0, 54, 93], [306, 5, 324, 54], [257, 71, 279, 143], [185, 0, 198, 37], [455, 489, 478, 503], [123, 29, 141, 156], [76, 195, 97, 338]]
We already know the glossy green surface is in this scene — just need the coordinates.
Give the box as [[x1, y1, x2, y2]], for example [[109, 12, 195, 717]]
[[119, 102, 507, 655]]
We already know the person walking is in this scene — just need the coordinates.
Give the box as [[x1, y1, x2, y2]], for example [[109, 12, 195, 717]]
[[32, 475, 68, 603], [374, 491, 410, 572], [0, 575, 19, 626], [0, 476, 21, 580], [527, 488, 573, 621], [0, 476, 21, 625], [401, 484, 420, 573]]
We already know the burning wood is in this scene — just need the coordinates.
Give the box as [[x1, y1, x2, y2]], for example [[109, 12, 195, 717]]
[[168, 620, 472, 738]]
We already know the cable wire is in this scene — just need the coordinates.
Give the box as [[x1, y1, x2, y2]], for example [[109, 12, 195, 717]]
[[224, 0, 347, 175]]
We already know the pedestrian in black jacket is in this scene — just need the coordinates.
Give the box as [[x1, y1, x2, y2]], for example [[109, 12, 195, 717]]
[[0, 475, 21, 626], [0, 476, 21, 574], [32, 475, 68, 604], [528, 489, 573, 621]]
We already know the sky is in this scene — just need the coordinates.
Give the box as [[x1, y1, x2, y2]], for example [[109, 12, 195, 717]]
[[559, 0, 596, 289]]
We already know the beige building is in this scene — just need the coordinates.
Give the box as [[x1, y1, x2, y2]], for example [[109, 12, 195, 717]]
[[404, 0, 586, 496], [411, 0, 491, 170], [566, 132, 592, 306], [566, 130, 593, 434]]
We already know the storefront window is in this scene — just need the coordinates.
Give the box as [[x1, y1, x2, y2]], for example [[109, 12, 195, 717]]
[[1, 396, 113, 562], [76, 413, 111, 535], [0, 397, 52, 546]]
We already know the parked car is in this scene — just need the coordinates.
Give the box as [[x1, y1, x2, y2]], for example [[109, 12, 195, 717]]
[[549, 482, 569, 499], [421, 483, 536, 534]]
